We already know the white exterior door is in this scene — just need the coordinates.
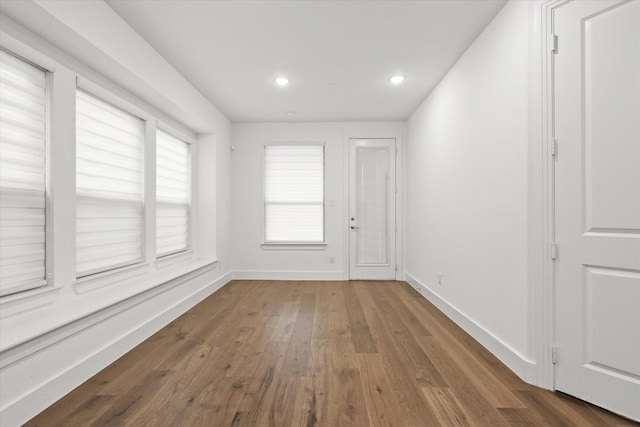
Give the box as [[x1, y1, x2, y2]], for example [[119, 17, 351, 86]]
[[349, 138, 396, 280], [553, 0, 640, 421]]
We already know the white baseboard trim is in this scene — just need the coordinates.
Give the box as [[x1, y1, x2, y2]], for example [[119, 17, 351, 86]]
[[0, 271, 232, 427], [232, 270, 348, 281], [405, 273, 537, 384]]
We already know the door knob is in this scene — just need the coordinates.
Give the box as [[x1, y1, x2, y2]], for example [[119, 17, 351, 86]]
[[350, 225, 359, 230]]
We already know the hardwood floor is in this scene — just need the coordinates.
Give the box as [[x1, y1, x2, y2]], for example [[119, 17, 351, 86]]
[[25, 280, 638, 426]]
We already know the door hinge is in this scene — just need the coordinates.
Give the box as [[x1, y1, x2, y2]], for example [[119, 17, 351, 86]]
[[552, 345, 558, 364], [550, 34, 558, 54], [551, 242, 558, 260], [551, 138, 558, 156], [395, 264, 398, 272]]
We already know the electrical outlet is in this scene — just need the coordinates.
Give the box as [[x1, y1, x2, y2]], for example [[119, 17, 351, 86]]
[[438, 273, 443, 285], [329, 255, 335, 264]]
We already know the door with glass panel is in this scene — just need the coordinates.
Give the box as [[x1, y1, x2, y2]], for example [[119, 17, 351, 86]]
[[349, 138, 396, 280]]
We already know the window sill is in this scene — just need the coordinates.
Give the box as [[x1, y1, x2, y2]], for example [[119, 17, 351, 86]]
[[261, 242, 327, 251], [1, 258, 219, 354], [0, 285, 61, 320], [156, 250, 193, 270], [74, 262, 150, 295]]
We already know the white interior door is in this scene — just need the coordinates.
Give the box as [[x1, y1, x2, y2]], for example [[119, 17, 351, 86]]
[[553, 0, 640, 421], [349, 138, 396, 280]]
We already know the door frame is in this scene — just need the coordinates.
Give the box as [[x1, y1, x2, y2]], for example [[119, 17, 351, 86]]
[[348, 138, 396, 280], [343, 129, 404, 282], [538, 0, 575, 391]]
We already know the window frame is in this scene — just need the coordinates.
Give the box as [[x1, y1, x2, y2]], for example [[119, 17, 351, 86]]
[[0, 48, 52, 297], [263, 142, 326, 246], [155, 126, 192, 259]]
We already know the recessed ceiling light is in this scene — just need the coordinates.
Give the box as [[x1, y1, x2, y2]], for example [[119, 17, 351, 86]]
[[389, 75, 405, 85], [275, 77, 289, 86]]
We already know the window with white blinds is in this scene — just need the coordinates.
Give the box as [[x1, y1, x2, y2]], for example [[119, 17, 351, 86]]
[[76, 89, 144, 277], [156, 129, 190, 257], [0, 50, 47, 296], [264, 145, 324, 243]]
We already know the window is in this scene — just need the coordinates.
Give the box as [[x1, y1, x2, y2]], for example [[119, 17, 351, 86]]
[[0, 50, 48, 296], [75, 89, 144, 277], [264, 144, 324, 243], [156, 129, 190, 257]]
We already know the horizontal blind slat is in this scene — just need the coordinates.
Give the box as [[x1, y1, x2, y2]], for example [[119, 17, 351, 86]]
[[0, 145, 46, 170], [0, 75, 47, 101], [77, 231, 143, 248], [0, 245, 45, 265], [0, 188, 45, 208], [0, 207, 46, 226], [77, 128, 143, 158], [0, 262, 45, 281], [76, 139, 142, 167], [0, 84, 46, 115], [156, 225, 188, 237], [0, 112, 46, 136], [0, 225, 45, 243], [1, 126, 47, 149]]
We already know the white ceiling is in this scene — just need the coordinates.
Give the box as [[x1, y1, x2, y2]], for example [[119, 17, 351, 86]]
[[105, 0, 506, 123]]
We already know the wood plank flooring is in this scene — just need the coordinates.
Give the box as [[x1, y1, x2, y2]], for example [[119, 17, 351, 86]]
[[25, 280, 638, 426]]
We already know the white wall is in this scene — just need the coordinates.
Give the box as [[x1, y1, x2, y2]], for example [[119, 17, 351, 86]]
[[406, 0, 535, 380], [0, 4, 233, 425], [232, 122, 405, 280], [195, 123, 233, 275]]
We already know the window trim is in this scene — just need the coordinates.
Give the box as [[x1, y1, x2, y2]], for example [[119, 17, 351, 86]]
[[44, 65, 53, 288], [263, 142, 326, 245], [156, 121, 195, 146], [0, 34, 57, 73], [76, 76, 150, 121], [260, 242, 327, 251]]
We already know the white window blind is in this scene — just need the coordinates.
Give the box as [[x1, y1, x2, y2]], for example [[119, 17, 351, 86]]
[[156, 129, 190, 257], [76, 89, 144, 276], [0, 50, 47, 296], [264, 145, 324, 242]]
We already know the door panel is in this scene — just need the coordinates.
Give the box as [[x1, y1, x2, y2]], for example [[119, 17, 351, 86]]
[[349, 138, 396, 279], [583, 1, 640, 232], [586, 267, 640, 377], [554, 0, 640, 421], [356, 148, 389, 265]]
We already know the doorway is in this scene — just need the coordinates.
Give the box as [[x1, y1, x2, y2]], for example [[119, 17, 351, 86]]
[[348, 138, 396, 280]]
